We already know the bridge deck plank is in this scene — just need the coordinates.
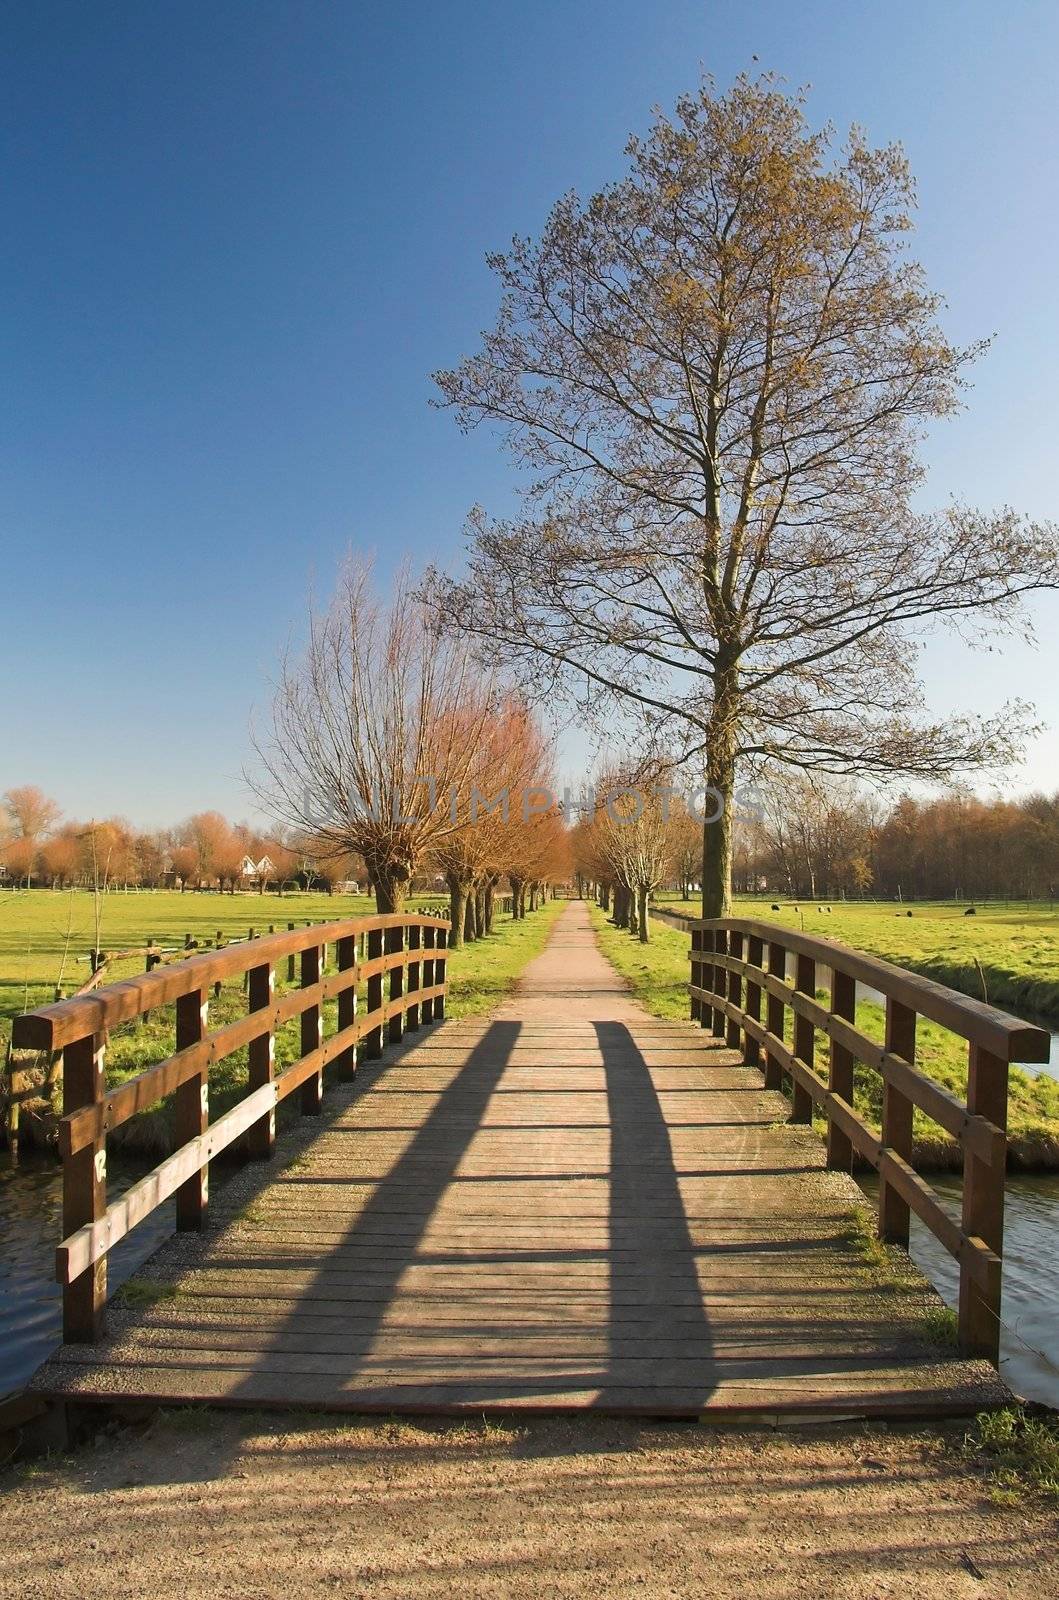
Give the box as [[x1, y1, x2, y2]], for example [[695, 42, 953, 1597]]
[[29, 906, 1008, 1419]]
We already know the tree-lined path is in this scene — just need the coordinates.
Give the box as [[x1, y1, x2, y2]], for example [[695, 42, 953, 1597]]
[[29, 904, 1006, 1417]]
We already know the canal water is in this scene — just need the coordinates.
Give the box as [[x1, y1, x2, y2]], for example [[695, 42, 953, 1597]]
[[856, 1170, 1059, 1408], [3, 1148, 1058, 1407], [1, 1154, 176, 1396]]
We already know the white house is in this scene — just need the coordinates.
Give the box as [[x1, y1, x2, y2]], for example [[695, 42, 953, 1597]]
[[240, 854, 275, 882]]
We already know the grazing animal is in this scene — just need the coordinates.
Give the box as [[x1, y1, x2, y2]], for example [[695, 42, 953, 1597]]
[[825, 907, 832, 914], [965, 907, 977, 917], [907, 910, 913, 917]]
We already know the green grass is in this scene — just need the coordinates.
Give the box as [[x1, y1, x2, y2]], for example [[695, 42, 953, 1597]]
[[966, 1407, 1059, 1502], [593, 908, 692, 1021], [113, 1278, 179, 1310], [2, 887, 556, 1153], [590, 903, 1059, 1169], [659, 894, 1059, 1024], [0, 885, 420, 1033]]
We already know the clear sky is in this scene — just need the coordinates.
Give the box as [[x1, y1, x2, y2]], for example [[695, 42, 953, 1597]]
[[4, 0, 1059, 826]]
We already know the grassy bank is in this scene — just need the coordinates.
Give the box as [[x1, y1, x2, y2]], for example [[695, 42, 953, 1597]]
[[3, 892, 560, 1154], [658, 894, 1059, 1026], [592, 905, 1059, 1170]]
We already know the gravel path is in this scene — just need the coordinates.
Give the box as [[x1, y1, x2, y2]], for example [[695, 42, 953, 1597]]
[[3, 1411, 1057, 1599]]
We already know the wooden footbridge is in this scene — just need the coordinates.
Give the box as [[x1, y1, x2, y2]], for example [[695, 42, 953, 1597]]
[[12, 903, 1049, 1419]]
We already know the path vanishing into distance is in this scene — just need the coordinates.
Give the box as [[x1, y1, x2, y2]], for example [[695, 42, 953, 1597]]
[[30, 902, 1005, 1418]]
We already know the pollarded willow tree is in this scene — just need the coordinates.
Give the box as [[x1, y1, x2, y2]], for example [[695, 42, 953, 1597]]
[[430, 74, 1059, 916], [254, 558, 496, 914]]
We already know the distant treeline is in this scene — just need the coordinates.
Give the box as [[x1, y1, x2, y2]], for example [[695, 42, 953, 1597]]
[[733, 782, 1059, 903]]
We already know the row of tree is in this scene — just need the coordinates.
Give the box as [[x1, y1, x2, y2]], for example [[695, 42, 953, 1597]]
[[737, 779, 1059, 902], [254, 560, 571, 944], [0, 790, 325, 894], [3, 586, 574, 941]]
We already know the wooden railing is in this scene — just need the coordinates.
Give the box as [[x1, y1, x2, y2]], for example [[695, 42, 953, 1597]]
[[11, 913, 450, 1344], [688, 918, 1051, 1364]]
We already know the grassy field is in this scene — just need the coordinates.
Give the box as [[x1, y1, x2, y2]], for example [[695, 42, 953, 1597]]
[[0, 886, 393, 1037], [657, 894, 1059, 1024], [1, 888, 562, 1154], [592, 904, 1059, 1170]]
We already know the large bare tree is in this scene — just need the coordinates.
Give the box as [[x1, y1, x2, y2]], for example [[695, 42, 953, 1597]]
[[431, 75, 1059, 915], [255, 559, 496, 913]]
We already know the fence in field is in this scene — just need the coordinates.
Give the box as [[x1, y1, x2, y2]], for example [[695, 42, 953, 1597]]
[[11, 912, 450, 1342], [688, 918, 1051, 1362]]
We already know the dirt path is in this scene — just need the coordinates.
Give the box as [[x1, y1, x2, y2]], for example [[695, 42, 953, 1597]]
[[490, 899, 647, 1020], [3, 1410, 1057, 1599]]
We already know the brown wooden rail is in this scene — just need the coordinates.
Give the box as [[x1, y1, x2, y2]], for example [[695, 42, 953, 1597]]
[[688, 918, 1051, 1364], [11, 913, 450, 1344]]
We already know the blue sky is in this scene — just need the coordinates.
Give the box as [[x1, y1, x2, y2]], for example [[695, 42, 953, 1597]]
[[3, 1, 1059, 826]]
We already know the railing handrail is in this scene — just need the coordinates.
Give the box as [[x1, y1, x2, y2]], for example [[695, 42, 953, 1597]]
[[12, 912, 450, 1052], [688, 915, 1049, 1063], [13, 910, 450, 1345], [687, 920, 1052, 1365]]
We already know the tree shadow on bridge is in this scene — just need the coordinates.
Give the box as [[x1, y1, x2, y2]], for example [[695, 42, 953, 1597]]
[[125, 1011, 727, 1447], [597, 1021, 716, 1409]]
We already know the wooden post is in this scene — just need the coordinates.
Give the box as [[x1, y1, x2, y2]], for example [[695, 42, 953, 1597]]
[[959, 1044, 1007, 1362], [174, 990, 208, 1230], [336, 934, 357, 1077], [364, 927, 384, 1058], [300, 944, 323, 1114], [435, 924, 447, 1020], [387, 925, 405, 1045], [243, 928, 255, 993], [764, 941, 785, 1093], [710, 930, 726, 1036], [62, 1031, 107, 1342], [791, 953, 816, 1122], [406, 923, 422, 1030], [827, 968, 856, 1171], [690, 928, 702, 1023], [879, 998, 916, 1245], [421, 925, 436, 1023], [142, 940, 159, 1025], [745, 934, 763, 1068], [725, 930, 743, 1050], [247, 961, 275, 1159], [287, 921, 296, 984]]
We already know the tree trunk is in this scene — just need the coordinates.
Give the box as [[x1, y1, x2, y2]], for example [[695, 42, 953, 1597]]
[[447, 875, 467, 947], [375, 873, 407, 916], [637, 885, 650, 943], [483, 878, 495, 933], [464, 890, 476, 942], [701, 714, 736, 919]]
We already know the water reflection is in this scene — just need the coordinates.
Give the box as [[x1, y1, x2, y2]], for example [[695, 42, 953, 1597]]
[[858, 1171, 1059, 1407], [0, 1152, 176, 1395]]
